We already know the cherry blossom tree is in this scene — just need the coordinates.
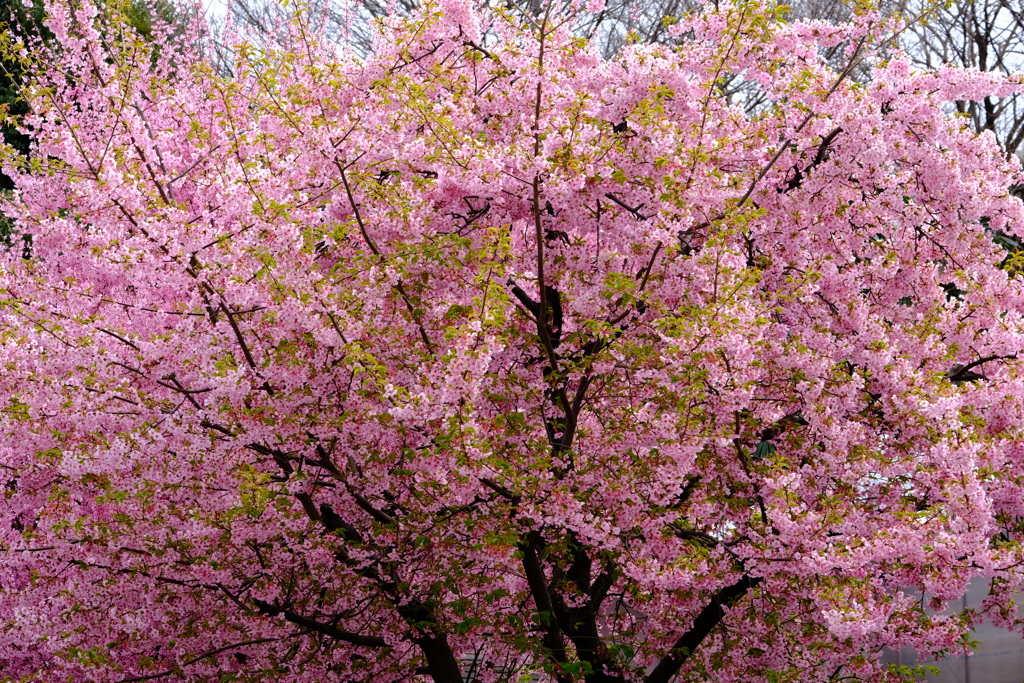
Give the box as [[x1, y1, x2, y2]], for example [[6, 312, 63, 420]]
[[1, 0, 1024, 681]]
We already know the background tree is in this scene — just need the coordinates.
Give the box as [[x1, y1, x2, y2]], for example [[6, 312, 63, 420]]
[[1, 1, 1024, 682]]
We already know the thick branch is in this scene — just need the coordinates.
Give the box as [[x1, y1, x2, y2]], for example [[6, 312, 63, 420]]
[[603, 192, 650, 221], [779, 127, 843, 193], [393, 601, 464, 683], [252, 600, 388, 647], [946, 353, 1017, 383], [557, 545, 626, 683], [519, 531, 572, 680], [643, 575, 763, 683]]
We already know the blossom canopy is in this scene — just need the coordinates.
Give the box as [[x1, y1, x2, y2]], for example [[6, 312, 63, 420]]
[[1, 1, 1024, 682]]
